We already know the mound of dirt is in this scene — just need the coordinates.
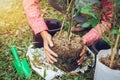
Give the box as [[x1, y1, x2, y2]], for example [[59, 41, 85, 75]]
[[50, 31, 85, 72]]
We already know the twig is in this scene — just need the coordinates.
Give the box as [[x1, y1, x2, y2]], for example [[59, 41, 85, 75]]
[[68, 2, 75, 40], [109, 27, 120, 68], [57, 15, 66, 38], [109, 0, 118, 68]]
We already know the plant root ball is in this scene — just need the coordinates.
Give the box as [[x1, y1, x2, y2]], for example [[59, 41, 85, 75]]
[[50, 31, 86, 72]]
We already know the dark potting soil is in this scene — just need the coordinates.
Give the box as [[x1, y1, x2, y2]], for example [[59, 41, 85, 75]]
[[100, 55, 120, 70], [50, 31, 85, 72]]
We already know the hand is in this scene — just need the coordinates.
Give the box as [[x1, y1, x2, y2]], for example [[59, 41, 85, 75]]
[[40, 31, 58, 64], [71, 24, 84, 32], [77, 45, 86, 65]]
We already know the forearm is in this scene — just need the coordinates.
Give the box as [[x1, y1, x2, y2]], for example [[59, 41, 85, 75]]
[[83, 21, 111, 46], [22, 0, 48, 35], [83, 0, 112, 46]]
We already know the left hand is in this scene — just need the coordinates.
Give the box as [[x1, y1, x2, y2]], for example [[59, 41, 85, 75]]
[[77, 45, 86, 65]]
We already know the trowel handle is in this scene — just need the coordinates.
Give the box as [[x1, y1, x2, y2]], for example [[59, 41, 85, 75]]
[[10, 46, 21, 63]]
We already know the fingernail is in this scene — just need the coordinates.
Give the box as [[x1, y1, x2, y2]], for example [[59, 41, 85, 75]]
[[78, 63, 81, 65], [55, 54, 58, 57], [55, 59, 57, 62], [50, 43, 53, 47]]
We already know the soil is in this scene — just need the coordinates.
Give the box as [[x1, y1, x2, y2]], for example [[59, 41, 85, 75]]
[[100, 54, 120, 70], [50, 31, 85, 72]]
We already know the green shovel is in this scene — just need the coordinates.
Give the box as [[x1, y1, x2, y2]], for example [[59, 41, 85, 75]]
[[10, 46, 31, 78]]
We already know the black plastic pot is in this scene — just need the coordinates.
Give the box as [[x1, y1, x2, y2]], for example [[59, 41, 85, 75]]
[[91, 39, 110, 54], [87, 39, 110, 68], [34, 19, 61, 48]]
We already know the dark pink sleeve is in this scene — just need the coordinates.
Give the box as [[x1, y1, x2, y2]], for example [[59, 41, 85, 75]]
[[23, 0, 48, 35], [82, 0, 112, 46]]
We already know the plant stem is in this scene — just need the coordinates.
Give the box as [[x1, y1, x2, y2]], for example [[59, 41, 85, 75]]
[[109, 0, 117, 68], [68, 1, 75, 40], [112, 0, 117, 27], [109, 28, 120, 68], [66, 0, 74, 12], [57, 15, 65, 37], [58, 0, 74, 38]]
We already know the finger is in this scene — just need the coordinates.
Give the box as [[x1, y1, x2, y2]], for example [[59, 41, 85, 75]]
[[79, 54, 85, 62], [77, 46, 86, 65], [44, 40, 58, 57], [71, 27, 84, 32], [47, 36, 53, 47], [80, 46, 86, 57], [45, 50, 57, 63], [46, 50, 57, 62], [77, 55, 85, 65], [49, 55, 57, 62], [76, 24, 81, 27], [46, 47, 58, 57], [46, 55, 50, 63], [46, 54, 53, 64], [45, 51, 54, 64]]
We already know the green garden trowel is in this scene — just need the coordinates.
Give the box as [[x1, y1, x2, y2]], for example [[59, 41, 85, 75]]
[[10, 46, 31, 78]]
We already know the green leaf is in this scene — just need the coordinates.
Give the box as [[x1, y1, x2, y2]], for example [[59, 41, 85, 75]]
[[112, 29, 120, 34], [117, 0, 120, 6], [89, 18, 98, 27], [81, 22, 90, 28], [43, 69, 46, 78], [73, 10, 80, 17], [80, 4, 97, 19]]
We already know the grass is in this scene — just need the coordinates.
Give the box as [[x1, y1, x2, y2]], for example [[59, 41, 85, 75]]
[[0, 0, 94, 80]]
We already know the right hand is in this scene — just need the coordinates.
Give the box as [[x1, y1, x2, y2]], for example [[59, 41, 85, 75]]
[[40, 31, 58, 64]]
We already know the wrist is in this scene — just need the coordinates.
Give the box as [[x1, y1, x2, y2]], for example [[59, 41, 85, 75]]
[[82, 38, 87, 45], [40, 30, 48, 39]]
